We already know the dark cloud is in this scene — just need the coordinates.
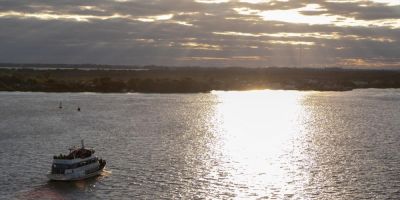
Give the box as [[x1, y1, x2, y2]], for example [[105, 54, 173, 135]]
[[317, 1, 400, 20]]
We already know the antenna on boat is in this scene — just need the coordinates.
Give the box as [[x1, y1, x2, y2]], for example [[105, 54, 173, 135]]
[[81, 139, 85, 149]]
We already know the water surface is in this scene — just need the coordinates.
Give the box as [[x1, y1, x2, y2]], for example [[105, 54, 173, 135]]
[[1, 89, 400, 199]]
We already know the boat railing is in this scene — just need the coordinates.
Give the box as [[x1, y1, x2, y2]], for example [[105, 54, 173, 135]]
[[53, 154, 74, 160], [53, 147, 94, 160]]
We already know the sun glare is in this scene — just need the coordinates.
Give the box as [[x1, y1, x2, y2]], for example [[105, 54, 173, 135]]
[[209, 90, 313, 198]]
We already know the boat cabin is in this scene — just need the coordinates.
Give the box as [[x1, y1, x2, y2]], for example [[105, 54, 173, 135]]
[[51, 157, 99, 174]]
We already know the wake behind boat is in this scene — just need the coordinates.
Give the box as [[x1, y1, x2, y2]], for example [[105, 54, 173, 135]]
[[47, 140, 106, 181]]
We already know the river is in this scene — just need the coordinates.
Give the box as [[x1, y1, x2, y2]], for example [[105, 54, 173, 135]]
[[1, 89, 400, 199]]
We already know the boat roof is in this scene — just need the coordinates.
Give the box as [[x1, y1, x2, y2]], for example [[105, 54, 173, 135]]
[[54, 147, 95, 160], [69, 147, 94, 158]]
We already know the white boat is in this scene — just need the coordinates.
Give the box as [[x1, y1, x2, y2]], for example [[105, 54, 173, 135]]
[[47, 140, 106, 181]]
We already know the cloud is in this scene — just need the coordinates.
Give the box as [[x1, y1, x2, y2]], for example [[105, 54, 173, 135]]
[[0, 0, 399, 68]]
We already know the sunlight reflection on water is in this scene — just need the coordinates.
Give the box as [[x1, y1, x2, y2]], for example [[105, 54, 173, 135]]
[[209, 90, 313, 199]]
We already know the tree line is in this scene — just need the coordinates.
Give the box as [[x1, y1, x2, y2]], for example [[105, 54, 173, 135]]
[[1, 67, 400, 93]]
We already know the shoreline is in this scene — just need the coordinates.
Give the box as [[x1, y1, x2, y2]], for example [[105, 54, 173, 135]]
[[5, 87, 400, 94], [1, 67, 400, 94]]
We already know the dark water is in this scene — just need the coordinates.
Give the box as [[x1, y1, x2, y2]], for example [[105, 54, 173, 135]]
[[1, 89, 400, 199]]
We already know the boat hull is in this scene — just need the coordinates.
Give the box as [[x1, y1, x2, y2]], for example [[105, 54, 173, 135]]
[[47, 168, 104, 181]]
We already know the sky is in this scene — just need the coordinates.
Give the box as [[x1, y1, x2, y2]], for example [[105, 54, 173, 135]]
[[0, 0, 399, 68]]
